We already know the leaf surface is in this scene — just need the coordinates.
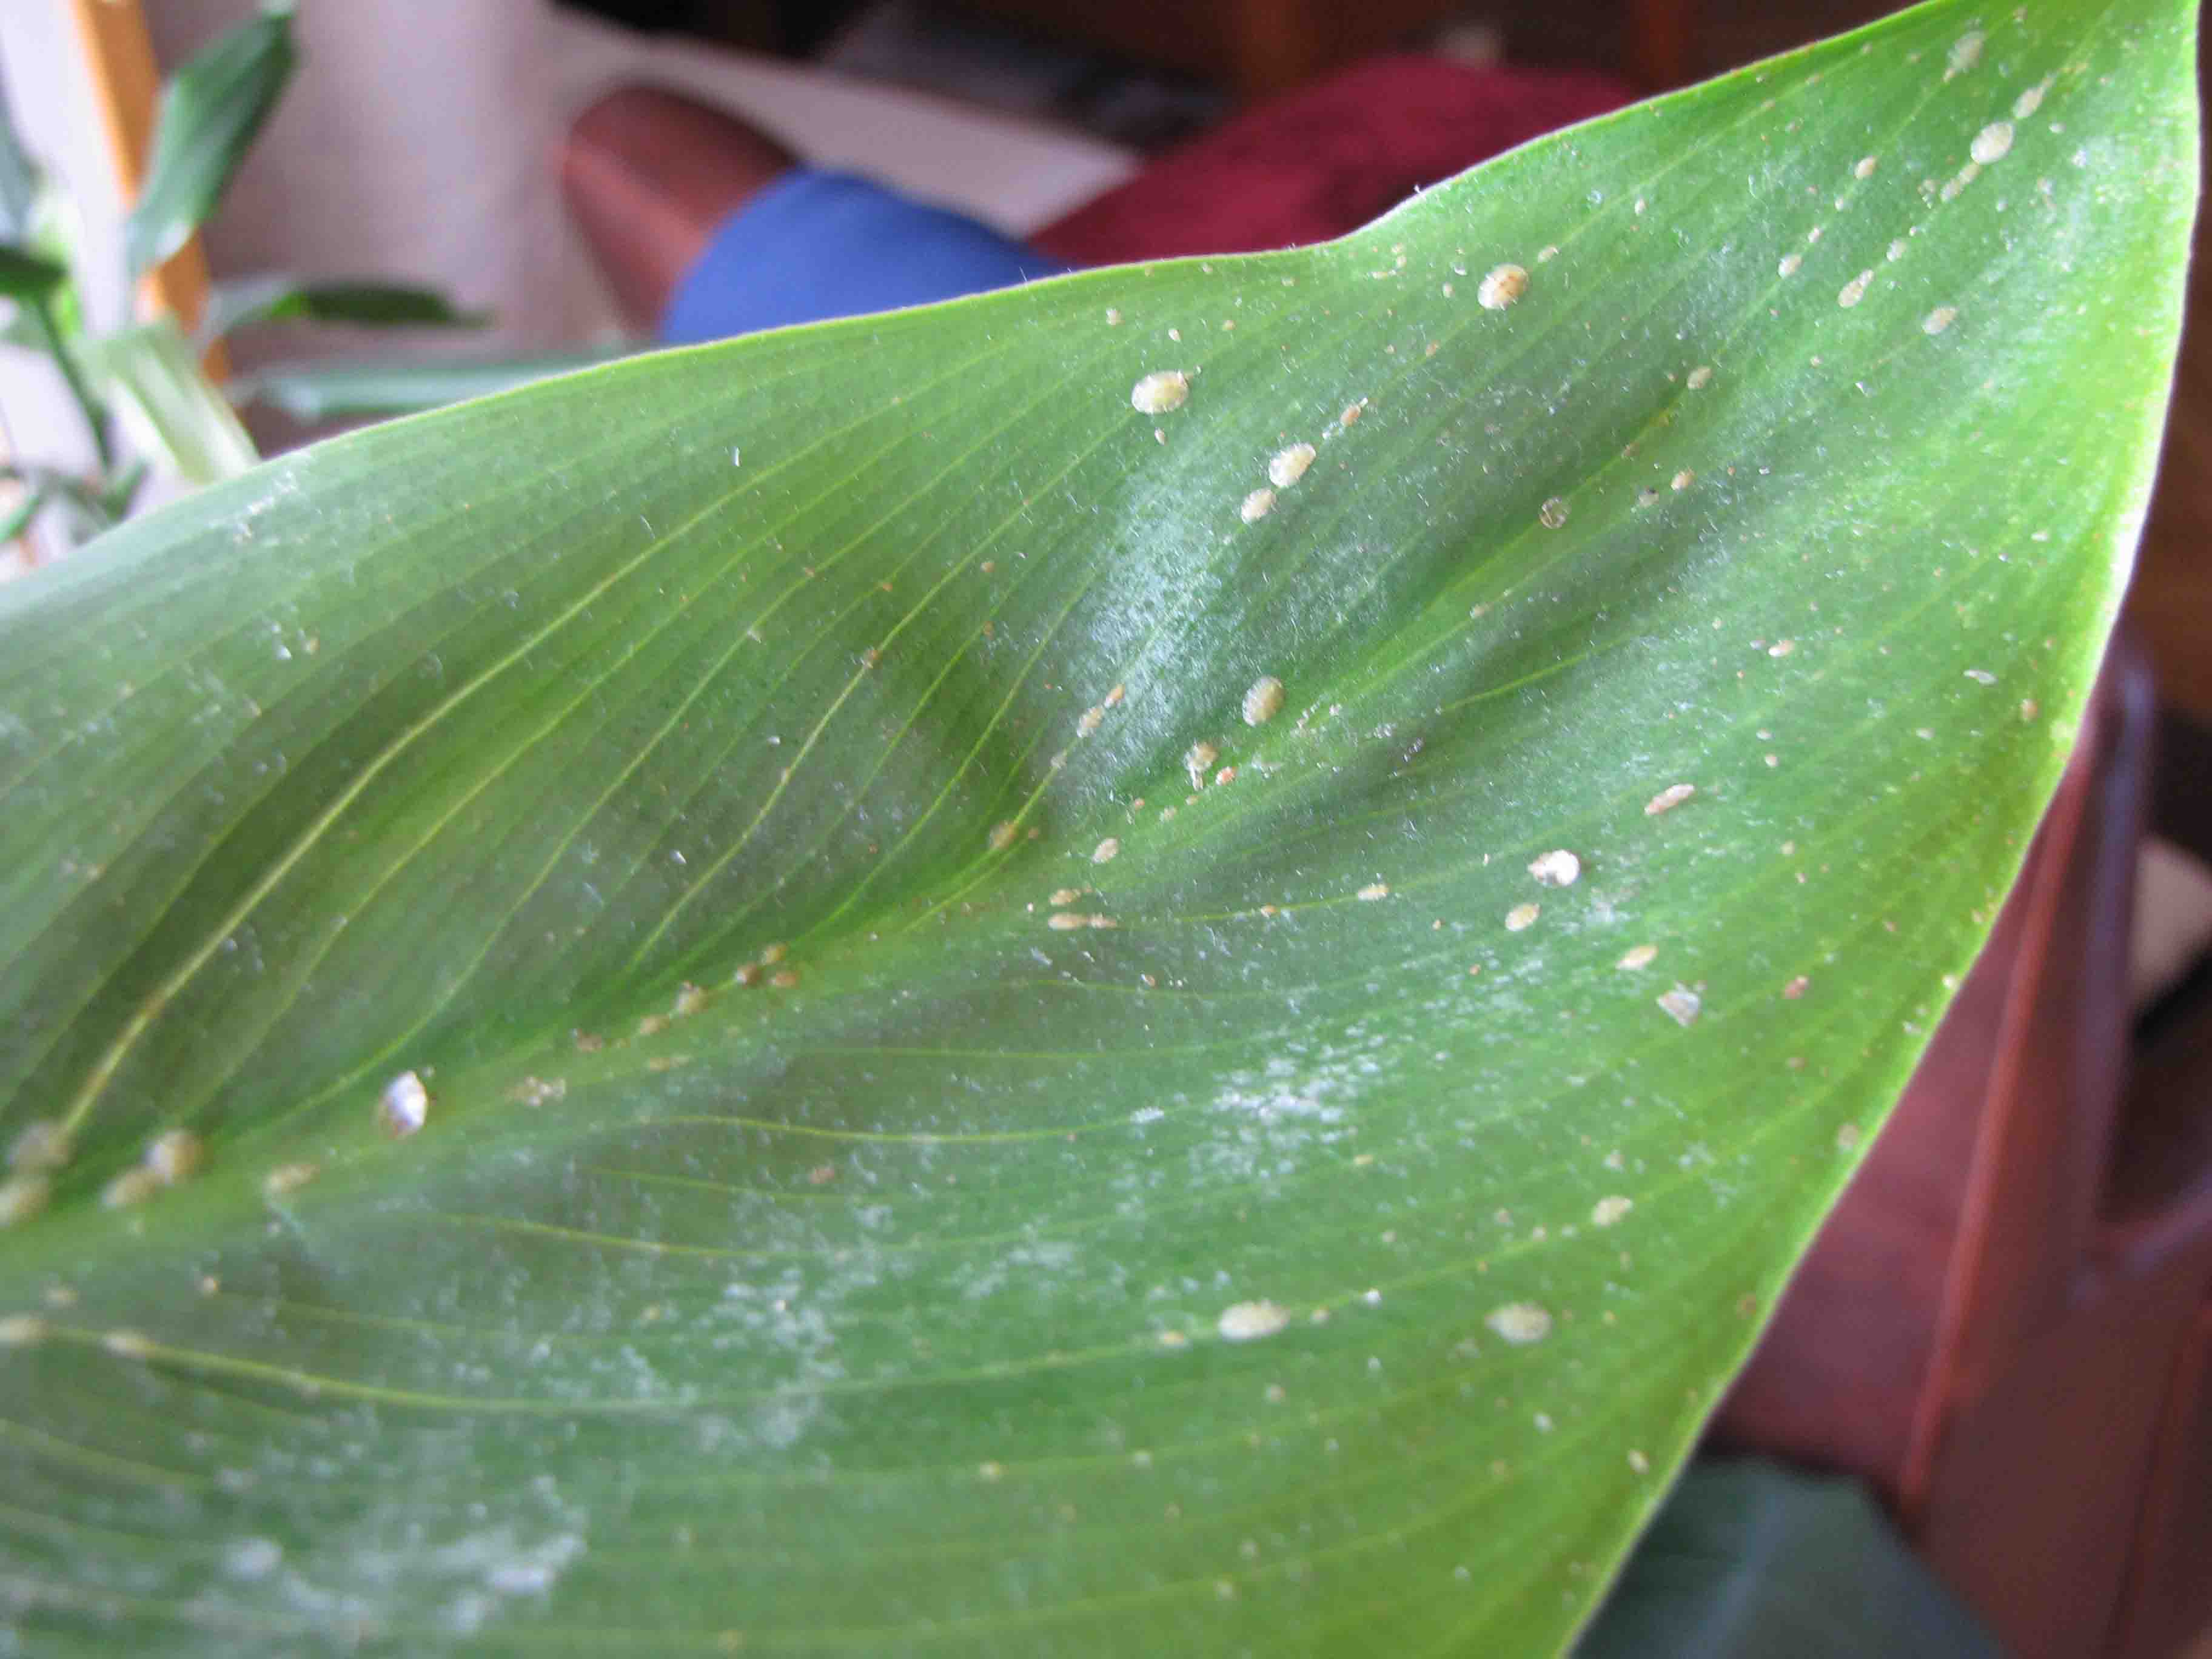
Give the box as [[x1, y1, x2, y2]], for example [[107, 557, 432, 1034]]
[[0, 0, 2194, 1652]]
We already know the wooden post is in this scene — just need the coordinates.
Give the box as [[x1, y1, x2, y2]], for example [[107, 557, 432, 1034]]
[[64, 0, 226, 373]]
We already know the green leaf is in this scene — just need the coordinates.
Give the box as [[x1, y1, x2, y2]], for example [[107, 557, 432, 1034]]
[[81, 317, 256, 486], [122, 4, 297, 283], [1578, 1459, 2002, 1657], [198, 275, 493, 346], [0, 0, 2193, 1652], [0, 72, 42, 242], [230, 348, 625, 420], [0, 483, 49, 546], [0, 240, 64, 300], [97, 458, 150, 522]]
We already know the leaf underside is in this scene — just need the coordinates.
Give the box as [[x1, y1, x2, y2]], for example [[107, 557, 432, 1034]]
[[0, 0, 2194, 1652]]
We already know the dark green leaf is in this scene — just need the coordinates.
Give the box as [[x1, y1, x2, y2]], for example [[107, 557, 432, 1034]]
[[1578, 1459, 2002, 1658], [199, 275, 492, 346], [0, 0, 2194, 1653], [232, 348, 625, 419], [0, 240, 64, 300], [122, 4, 297, 283]]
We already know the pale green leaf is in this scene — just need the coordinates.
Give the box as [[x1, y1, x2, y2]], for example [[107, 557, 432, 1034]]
[[0, 0, 2194, 1654], [81, 317, 256, 486], [231, 349, 622, 420]]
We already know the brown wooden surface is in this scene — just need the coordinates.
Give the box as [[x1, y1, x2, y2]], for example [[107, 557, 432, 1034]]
[[1714, 631, 2212, 1658], [942, 0, 1478, 99], [66, 0, 224, 367]]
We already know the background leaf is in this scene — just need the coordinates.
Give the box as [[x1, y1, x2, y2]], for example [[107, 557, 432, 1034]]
[[1578, 1458, 2002, 1657], [121, 3, 297, 283], [198, 275, 492, 347], [230, 349, 623, 420], [0, 0, 2193, 1653], [0, 241, 64, 301], [81, 318, 256, 485], [0, 73, 42, 243]]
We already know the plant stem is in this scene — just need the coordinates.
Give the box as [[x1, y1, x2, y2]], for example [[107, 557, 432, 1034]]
[[29, 292, 115, 473], [0, 484, 49, 544]]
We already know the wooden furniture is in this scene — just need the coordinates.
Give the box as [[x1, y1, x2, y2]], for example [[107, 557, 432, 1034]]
[[63, 0, 222, 361], [940, 0, 1695, 98], [1715, 626, 2212, 1659]]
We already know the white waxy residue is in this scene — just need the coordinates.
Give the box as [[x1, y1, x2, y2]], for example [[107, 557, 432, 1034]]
[[263, 1162, 320, 1199], [101, 1167, 161, 1210], [1486, 1302, 1552, 1344], [1218, 1300, 1292, 1342], [1527, 849, 1580, 887], [1130, 370, 1188, 414], [0, 1175, 50, 1228], [1267, 443, 1316, 488], [1971, 121, 2014, 164], [1242, 675, 1285, 726], [1478, 264, 1529, 310], [7, 1121, 69, 1173], [144, 1128, 203, 1185], [380, 1070, 429, 1136]]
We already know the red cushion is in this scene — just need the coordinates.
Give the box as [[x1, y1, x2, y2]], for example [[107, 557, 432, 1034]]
[[1028, 54, 1634, 266]]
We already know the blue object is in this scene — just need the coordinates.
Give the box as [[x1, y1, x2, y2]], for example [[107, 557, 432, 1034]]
[[658, 167, 1079, 344]]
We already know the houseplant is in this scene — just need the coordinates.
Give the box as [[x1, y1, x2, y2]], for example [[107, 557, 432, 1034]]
[[0, 2, 485, 549], [0, 0, 2194, 1650]]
